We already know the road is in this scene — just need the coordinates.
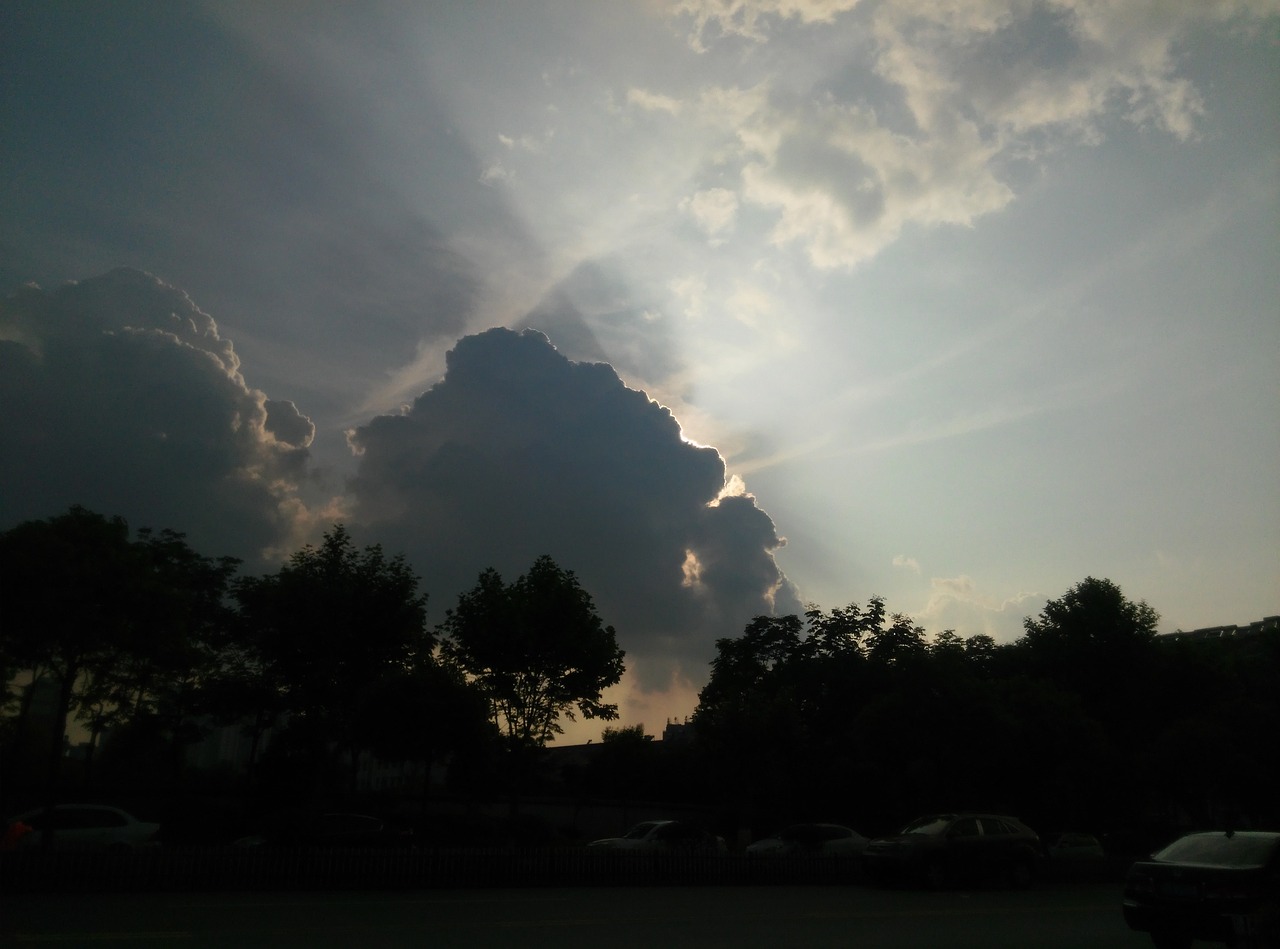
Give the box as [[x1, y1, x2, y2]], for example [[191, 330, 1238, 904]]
[[0, 882, 1164, 948]]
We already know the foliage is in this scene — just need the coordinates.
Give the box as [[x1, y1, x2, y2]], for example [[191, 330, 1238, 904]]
[[0, 506, 237, 797], [440, 555, 625, 748], [600, 723, 651, 744], [687, 580, 1279, 837], [3, 508, 1272, 842], [232, 525, 431, 788]]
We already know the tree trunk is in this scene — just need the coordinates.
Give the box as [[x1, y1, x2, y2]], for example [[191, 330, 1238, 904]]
[[40, 664, 78, 851]]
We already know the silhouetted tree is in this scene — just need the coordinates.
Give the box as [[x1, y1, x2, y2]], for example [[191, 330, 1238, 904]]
[[1019, 576, 1158, 724], [865, 612, 928, 665], [355, 657, 497, 797], [0, 507, 236, 814], [1, 508, 138, 804], [440, 556, 625, 749], [233, 525, 430, 792]]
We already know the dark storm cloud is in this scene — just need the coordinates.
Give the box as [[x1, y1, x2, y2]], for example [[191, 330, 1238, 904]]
[[348, 328, 799, 690], [0, 269, 313, 566]]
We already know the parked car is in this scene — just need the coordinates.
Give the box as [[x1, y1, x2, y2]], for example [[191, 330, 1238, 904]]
[[746, 823, 869, 856], [3, 804, 161, 852], [1122, 830, 1280, 949], [233, 812, 414, 849], [862, 813, 1042, 888], [589, 820, 726, 853], [1045, 831, 1106, 861]]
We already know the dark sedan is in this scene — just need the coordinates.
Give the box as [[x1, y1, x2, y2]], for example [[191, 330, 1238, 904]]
[[1122, 830, 1280, 949], [862, 813, 1042, 888]]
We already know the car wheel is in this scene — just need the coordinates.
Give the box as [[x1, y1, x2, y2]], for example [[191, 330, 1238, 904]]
[[1149, 932, 1191, 949]]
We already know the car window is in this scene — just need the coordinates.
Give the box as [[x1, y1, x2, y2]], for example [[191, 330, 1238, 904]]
[[950, 818, 980, 838], [624, 822, 661, 840], [903, 817, 950, 836], [56, 809, 100, 829], [1155, 833, 1280, 868], [83, 809, 128, 828], [980, 818, 1012, 836]]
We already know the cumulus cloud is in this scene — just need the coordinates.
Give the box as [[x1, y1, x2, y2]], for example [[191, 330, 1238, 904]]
[[347, 327, 800, 692], [913, 574, 1040, 643], [656, 0, 1276, 269], [0, 269, 317, 565]]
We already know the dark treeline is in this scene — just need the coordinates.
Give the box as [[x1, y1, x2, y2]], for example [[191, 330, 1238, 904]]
[[0, 506, 623, 837], [1, 506, 1276, 851], [688, 588, 1279, 845]]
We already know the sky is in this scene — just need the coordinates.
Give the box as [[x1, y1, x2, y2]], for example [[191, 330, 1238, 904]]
[[3, 0, 1278, 743]]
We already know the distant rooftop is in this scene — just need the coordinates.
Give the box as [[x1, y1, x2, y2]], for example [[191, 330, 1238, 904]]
[[1162, 615, 1278, 641]]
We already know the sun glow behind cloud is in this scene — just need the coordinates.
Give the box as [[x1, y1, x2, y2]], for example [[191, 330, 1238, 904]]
[[2, 0, 1276, 741]]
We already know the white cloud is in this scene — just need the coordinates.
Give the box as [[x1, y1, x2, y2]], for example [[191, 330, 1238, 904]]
[[913, 574, 1040, 642], [627, 87, 684, 114], [681, 187, 740, 241], [652, 0, 1277, 270], [893, 554, 921, 572], [672, 0, 864, 50]]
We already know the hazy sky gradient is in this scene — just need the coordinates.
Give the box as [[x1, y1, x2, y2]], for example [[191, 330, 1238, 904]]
[[3, 0, 1277, 740]]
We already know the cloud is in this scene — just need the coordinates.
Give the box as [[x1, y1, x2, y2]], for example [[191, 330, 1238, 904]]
[[627, 88, 684, 115], [512, 259, 684, 386], [681, 187, 740, 242], [0, 271, 795, 727], [673, 0, 864, 50], [347, 327, 800, 692], [913, 574, 1040, 643], [0, 269, 319, 566], [655, 1, 1276, 270], [893, 554, 921, 573]]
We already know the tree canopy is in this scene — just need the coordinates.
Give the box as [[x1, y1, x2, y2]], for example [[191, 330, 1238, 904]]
[[0, 506, 237, 801], [231, 525, 434, 788], [440, 555, 625, 747]]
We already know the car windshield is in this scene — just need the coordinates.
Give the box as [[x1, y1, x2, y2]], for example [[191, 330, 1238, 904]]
[[1155, 833, 1280, 868], [902, 817, 951, 836], [624, 822, 662, 840]]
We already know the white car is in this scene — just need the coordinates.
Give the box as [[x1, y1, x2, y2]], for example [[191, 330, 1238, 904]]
[[589, 820, 726, 853], [5, 804, 161, 852], [746, 823, 869, 856]]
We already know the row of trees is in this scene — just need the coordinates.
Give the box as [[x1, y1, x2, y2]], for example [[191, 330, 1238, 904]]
[[686, 579, 1279, 840], [0, 506, 625, 815], [3, 506, 1275, 847]]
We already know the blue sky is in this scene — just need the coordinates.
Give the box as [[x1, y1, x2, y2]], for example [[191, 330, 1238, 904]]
[[3, 0, 1277, 740]]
